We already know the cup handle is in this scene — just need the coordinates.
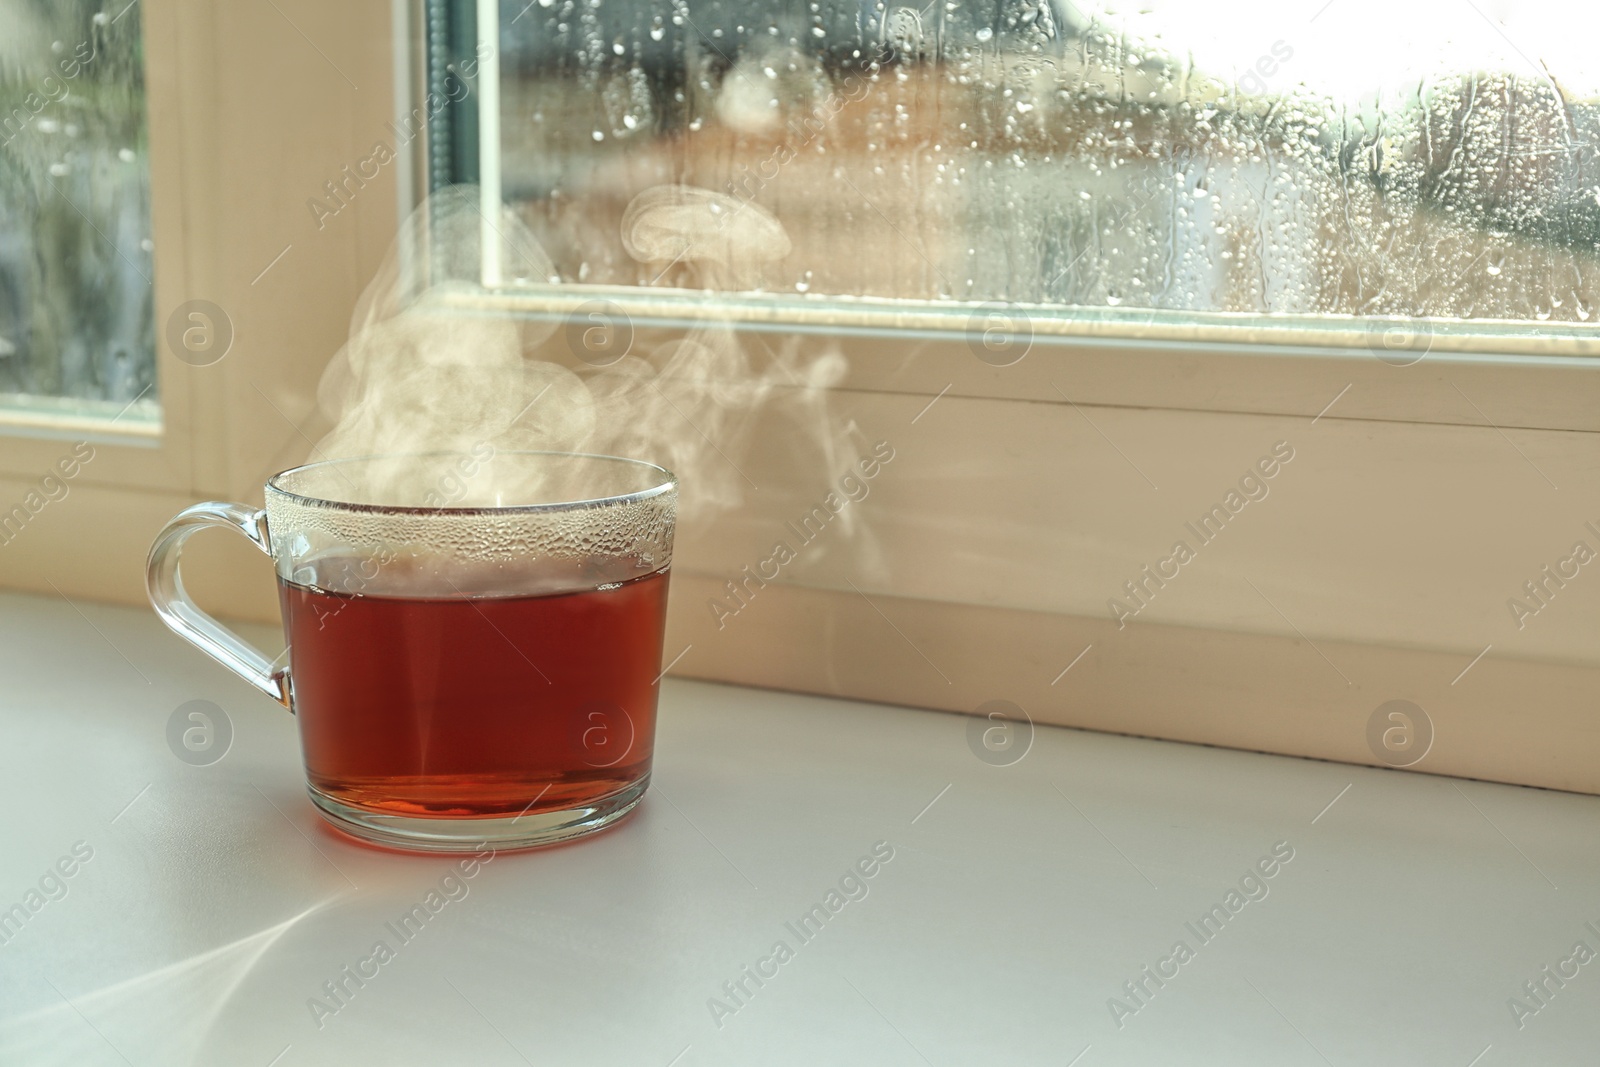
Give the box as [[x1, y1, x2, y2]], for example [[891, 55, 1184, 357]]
[[146, 501, 292, 709]]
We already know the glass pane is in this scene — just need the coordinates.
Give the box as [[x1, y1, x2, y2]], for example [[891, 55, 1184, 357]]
[[474, 0, 1600, 334], [0, 0, 156, 421]]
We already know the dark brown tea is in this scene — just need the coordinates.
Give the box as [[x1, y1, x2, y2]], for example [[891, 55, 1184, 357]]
[[278, 555, 669, 821]]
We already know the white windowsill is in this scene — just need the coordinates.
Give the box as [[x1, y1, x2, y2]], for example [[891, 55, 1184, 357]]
[[0, 590, 1593, 1063]]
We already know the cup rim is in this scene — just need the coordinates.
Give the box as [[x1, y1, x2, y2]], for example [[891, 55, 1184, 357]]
[[265, 449, 678, 516]]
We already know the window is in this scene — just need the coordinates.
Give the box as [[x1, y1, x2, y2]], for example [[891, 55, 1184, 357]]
[[0, 0, 156, 428], [429, 0, 1600, 356], [0, 0, 1591, 793]]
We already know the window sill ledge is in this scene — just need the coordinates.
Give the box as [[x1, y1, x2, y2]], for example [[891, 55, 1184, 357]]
[[0, 590, 1592, 1062]]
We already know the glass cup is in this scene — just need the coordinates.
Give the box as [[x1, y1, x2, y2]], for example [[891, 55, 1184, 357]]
[[146, 450, 676, 852]]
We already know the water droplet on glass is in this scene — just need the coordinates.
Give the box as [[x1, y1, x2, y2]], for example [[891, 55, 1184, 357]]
[[975, 27, 993, 42]]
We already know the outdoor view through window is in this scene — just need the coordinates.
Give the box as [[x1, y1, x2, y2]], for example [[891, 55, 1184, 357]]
[[0, 0, 152, 422], [488, 0, 1600, 345]]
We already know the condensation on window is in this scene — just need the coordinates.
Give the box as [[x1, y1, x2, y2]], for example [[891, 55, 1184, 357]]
[[495, 0, 1600, 326], [0, 0, 155, 414]]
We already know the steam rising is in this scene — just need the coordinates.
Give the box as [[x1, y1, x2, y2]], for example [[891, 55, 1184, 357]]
[[621, 185, 793, 283], [312, 183, 849, 520]]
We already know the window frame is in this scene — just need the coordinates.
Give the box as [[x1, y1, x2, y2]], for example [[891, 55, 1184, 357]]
[[433, 0, 1600, 436], [0, 0, 194, 494]]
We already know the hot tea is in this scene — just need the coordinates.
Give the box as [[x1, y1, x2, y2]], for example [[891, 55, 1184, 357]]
[[279, 553, 669, 822], [149, 449, 677, 850]]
